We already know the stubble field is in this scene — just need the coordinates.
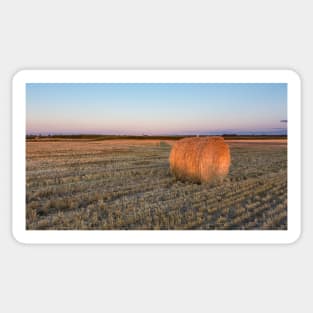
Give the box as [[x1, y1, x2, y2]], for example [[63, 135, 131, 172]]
[[26, 139, 287, 230]]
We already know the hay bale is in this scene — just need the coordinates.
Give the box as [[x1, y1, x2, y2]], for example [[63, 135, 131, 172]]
[[169, 136, 231, 183]]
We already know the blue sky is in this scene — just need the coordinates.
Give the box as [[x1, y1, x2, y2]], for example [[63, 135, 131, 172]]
[[26, 83, 287, 135]]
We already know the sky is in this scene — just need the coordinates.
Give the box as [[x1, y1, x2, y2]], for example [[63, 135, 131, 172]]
[[26, 83, 287, 135]]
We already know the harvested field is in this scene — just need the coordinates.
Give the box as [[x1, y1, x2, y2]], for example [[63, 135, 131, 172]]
[[26, 139, 287, 230]]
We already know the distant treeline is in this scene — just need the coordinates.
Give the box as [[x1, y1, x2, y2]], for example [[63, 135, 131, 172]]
[[26, 134, 287, 141]]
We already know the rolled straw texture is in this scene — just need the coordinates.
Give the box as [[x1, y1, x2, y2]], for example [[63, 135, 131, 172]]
[[169, 137, 231, 183]]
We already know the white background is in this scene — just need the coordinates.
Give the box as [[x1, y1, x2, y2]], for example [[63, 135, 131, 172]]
[[0, 1, 311, 312]]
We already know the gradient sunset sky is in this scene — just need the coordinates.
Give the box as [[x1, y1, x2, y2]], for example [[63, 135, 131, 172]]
[[26, 83, 287, 135]]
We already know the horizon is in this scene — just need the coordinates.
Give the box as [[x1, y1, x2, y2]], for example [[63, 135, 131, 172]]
[[26, 130, 288, 136], [26, 83, 287, 135]]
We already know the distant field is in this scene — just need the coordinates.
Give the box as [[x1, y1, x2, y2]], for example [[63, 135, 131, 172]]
[[26, 139, 287, 230], [26, 134, 287, 141]]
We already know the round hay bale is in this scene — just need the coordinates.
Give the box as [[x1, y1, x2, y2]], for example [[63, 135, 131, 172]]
[[169, 136, 231, 183]]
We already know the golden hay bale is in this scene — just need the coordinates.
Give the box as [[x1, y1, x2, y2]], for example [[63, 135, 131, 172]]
[[169, 136, 231, 183]]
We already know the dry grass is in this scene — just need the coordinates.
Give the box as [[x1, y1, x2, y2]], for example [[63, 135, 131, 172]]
[[169, 137, 230, 183], [26, 139, 287, 230]]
